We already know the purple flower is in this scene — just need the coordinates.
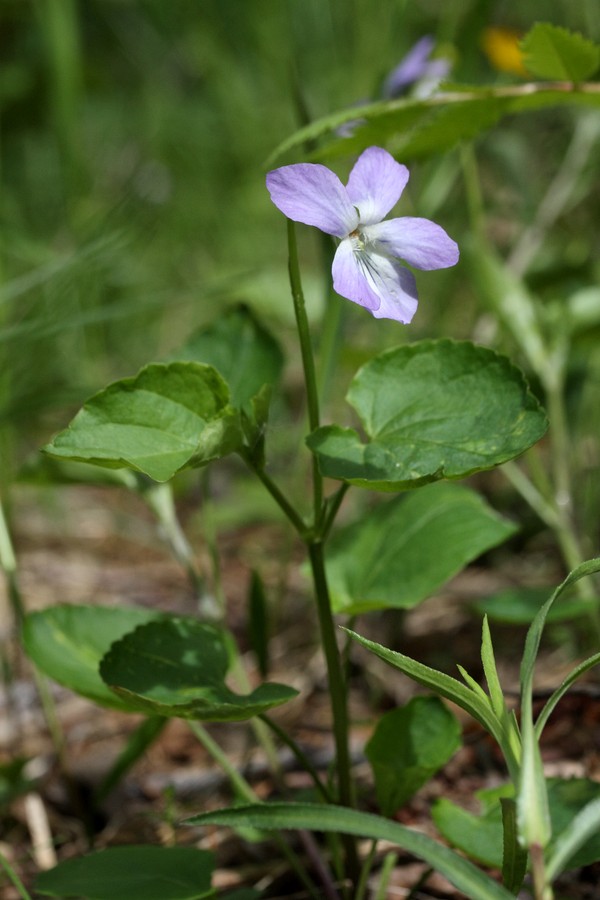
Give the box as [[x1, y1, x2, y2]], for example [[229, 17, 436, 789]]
[[266, 146, 459, 324], [383, 36, 451, 99]]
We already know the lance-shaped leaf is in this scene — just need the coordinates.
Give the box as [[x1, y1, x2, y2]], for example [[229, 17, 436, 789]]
[[35, 845, 214, 900], [173, 305, 284, 410], [186, 802, 514, 900], [268, 82, 600, 165], [23, 605, 165, 712], [325, 482, 516, 614], [307, 340, 547, 490], [99, 618, 297, 721], [44, 362, 243, 483]]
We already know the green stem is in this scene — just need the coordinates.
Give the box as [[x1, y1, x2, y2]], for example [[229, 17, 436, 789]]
[[0, 848, 33, 900], [287, 219, 323, 519], [241, 451, 309, 535], [307, 543, 353, 809], [259, 713, 334, 803], [187, 721, 322, 900], [355, 839, 377, 900]]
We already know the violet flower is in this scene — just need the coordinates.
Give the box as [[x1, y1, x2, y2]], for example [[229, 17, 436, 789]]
[[383, 35, 451, 99], [266, 146, 458, 324]]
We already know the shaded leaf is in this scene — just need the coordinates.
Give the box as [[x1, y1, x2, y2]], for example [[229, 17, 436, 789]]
[[44, 362, 243, 483], [366, 696, 461, 816], [34, 845, 215, 900], [521, 24, 600, 82], [100, 618, 297, 721], [173, 305, 284, 410], [186, 802, 514, 900], [326, 483, 516, 614], [435, 779, 600, 873], [307, 341, 547, 491], [474, 586, 592, 624], [23, 605, 164, 712]]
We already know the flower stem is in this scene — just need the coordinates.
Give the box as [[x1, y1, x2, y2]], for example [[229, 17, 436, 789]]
[[287, 219, 323, 519]]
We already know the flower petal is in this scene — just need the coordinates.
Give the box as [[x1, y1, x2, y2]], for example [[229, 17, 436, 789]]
[[363, 218, 459, 270], [360, 254, 419, 323], [346, 147, 409, 225], [382, 36, 436, 98], [332, 238, 381, 312], [266, 164, 358, 237]]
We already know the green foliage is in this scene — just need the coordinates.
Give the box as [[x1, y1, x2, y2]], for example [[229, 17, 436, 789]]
[[365, 696, 461, 816], [521, 24, 600, 82], [434, 779, 600, 873], [0, 758, 35, 808], [99, 617, 297, 721], [186, 802, 514, 900], [325, 483, 517, 614], [269, 86, 600, 165], [34, 846, 215, 900], [173, 305, 284, 411], [307, 340, 548, 490], [44, 362, 243, 482], [474, 586, 592, 624], [22, 604, 164, 712]]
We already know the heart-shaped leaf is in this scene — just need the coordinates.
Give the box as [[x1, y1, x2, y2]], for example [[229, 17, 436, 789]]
[[35, 845, 214, 900], [100, 618, 297, 721], [326, 482, 517, 614], [23, 605, 164, 712], [44, 362, 243, 482], [307, 340, 547, 490]]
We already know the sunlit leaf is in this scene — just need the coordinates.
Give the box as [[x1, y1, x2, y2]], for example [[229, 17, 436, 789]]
[[23, 605, 164, 712], [35, 845, 215, 900], [366, 696, 461, 816], [44, 362, 243, 482], [326, 483, 516, 613], [100, 618, 297, 721], [521, 24, 600, 82], [307, 341, 547, 491]]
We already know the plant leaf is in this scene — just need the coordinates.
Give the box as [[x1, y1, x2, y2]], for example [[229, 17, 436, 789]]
[[267, 84, 600, 165], [22, 605, 164, 712], [521, 24, 600, 82], [535, 652, 600, 737], [172, 305, 284, 411], [326, 483, 516, 613], [99, 618, 297, 721], [186, 802, 514, 900], [365, 696, 461, 816], [34, 845, 215, 900], [474, 586, 593, 624], [44, 362, 243, 482], [307, 341, 547, 491], [345, 630, 503, 745]]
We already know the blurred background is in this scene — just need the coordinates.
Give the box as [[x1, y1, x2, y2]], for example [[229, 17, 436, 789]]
[[2, 0, 599, 481]]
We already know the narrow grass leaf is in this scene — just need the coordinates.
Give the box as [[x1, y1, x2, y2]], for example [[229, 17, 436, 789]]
[[186, 802, 514, 900]]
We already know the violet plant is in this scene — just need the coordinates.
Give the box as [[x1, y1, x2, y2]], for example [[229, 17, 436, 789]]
[[8, 19, 600, 900]]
